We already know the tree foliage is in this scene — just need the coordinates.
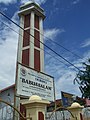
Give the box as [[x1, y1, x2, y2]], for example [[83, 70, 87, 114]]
[[74, 59, 90, 98]]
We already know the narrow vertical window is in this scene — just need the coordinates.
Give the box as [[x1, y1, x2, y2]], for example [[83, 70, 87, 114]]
[[34, 49, 40, 72], [34, 29, 40, 48], [24, 14, 30, 28], [34, 14, 39, 29], [22, 49, 29, 66], [23, 29, 30, 47]]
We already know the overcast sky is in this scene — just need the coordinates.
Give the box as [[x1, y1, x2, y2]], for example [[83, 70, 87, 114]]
[[0, 0, 90, 99]]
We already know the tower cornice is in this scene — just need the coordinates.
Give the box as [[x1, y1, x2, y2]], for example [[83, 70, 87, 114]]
[[18, 2, 45, 19]]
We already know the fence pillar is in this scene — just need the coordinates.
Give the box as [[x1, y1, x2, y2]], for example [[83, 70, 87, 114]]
[[21, 95, 50, 120], [68, 102, 84, 120]]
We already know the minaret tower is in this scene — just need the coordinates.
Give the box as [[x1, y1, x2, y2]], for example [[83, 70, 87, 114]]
[[14, 2, 45, 119], [18, 1, 45, 72]]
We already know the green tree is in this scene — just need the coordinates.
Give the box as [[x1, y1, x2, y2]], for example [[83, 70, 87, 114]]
[[74, 59, 90, 98]]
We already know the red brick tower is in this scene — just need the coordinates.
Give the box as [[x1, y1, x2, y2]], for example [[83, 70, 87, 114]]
[[18, 1, 45, 72]]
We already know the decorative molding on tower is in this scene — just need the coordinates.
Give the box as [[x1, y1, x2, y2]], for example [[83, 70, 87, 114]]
[[18, 2, 45, 19]]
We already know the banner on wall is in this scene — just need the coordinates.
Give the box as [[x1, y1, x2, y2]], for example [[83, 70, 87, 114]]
[[61, 91, 73, 107], [17, 63, 54, 101]]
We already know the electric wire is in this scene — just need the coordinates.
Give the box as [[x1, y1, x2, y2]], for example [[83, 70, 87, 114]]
[[0, 20, 70, 68], [10, 4, 82, 59], [2, 4, 88, 64], [0, 10, 81, 71], [17, 14, 82, 59], [0, 11, 81, 71], [3, 9, 88, 65]]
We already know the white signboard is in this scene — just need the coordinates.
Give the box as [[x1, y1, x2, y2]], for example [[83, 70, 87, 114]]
[[17, 64, 54, 101]]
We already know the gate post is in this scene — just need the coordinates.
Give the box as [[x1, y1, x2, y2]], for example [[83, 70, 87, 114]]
[[68, 102, 84, 120], [21, 95, 50, 120]]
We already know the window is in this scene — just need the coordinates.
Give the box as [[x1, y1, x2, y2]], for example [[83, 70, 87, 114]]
[[22, 49, 29, 66], [34, 14, 39, 29], [23, 29, 30, 47], [34, 49, 40, 72], [24, 14, 30, 28], [34, 29, 40, 48]]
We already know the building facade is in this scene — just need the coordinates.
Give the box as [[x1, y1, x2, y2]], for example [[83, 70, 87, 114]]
[[0, 84, 15, 120]]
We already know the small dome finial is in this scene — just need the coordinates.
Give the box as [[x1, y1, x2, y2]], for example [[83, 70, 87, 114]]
[[29, 95, 42, 101]]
